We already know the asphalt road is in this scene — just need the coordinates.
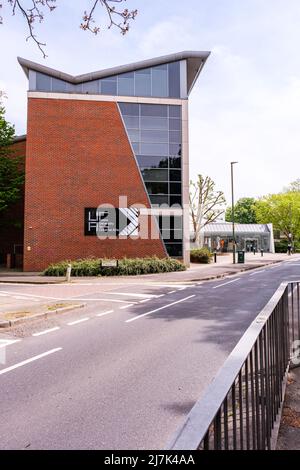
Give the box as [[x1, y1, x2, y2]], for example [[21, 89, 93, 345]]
[[0, 259, 299, 449]]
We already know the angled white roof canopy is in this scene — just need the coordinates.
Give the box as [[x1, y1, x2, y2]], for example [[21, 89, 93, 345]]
[[18, 51, 210, 95]]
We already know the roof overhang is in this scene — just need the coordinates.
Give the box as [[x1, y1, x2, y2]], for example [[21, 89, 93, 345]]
[[18, 50, 210, 95]]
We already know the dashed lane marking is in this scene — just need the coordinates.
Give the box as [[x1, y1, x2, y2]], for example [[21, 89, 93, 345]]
[[32, 327, 60, 337], [213, 278, 241, 289], [100, 292, 159, 299], [67, 318, 90, 326], [120, 304, 134, 310], [0, 348, 62, 376], [96, 310, 114, 317], [125, 295, 196, 323], [0, 339, 21, 348]]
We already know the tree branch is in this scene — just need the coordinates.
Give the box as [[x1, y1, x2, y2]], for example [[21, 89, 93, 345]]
[[1, 0, 137, 57]]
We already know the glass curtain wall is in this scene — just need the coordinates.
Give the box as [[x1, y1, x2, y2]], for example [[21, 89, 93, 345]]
[[33, 61, 183, 98], [119, 102, 183, 257]]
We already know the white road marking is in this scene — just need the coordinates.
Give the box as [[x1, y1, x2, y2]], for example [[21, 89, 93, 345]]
[[120, 304, 134, 310], [250, 270, 265, 276], [213, 278, 241, 289], [67, 318, 90, 326], [168, 290, 176, 294], [101, 292, 159, 299], [32, 327, 60, 337], [0, 290, 135, 304], [0, 293, 8, 297], [125, 295, 196, 323], [0, 339, 21, 349], [153, 284, 193, 289], [0, 348, 62, 376], [96, 310, 114, 317], [139, 299, 151, 303]]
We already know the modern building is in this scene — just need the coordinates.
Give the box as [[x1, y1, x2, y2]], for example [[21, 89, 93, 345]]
[[1, 51, 210, 271], [198, 222, 275, 253]]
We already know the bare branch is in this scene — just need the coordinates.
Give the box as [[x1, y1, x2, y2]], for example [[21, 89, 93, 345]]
[[81, 0, 137, 36], [1, 0, 137, 57]]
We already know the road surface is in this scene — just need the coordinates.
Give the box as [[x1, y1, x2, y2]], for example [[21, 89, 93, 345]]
[[0, 258, 299, 449]]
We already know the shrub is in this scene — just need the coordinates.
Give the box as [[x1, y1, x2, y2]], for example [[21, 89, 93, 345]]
[[43, 256, 186, 277], [275, 240, 288, 253], [190, 248, 213, 264]]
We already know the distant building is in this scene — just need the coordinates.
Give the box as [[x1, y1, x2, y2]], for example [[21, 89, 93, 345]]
[[191, 222, 275, 253]]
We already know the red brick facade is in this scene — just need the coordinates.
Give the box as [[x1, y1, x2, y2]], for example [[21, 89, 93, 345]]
[[23, 98, 166, 271], [0, 139, 25, 267]]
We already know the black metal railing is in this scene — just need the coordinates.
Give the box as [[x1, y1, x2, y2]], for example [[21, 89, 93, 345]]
[[168, 281, 300, 450]]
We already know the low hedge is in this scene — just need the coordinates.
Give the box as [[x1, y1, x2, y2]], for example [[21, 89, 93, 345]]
[[190, 248, 213, 264], [43, 256, 186, 277]]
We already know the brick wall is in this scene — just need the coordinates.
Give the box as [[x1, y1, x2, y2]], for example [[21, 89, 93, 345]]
[[0, 139, 25, 266], [24, 98, 166, 271]]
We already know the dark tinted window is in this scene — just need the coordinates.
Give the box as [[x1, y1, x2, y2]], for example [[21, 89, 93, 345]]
[[170, 183, 182, 194], [170, 143, 182, 156], [170, 170, 181, 181], [145, 182, 168, 194], [168, 62, 181, 98], [149, 195, 169, 205], [165, 243, 183, 257], [170, 195, 182, 206], [142, 169, 168, 182], [137, 155, 168, 168], [169, 156, 181, 168]]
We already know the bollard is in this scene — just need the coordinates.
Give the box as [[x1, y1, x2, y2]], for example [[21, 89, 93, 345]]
[[66, 263, 72, 282], [261, 249, 264, 257], [214, 251, 217, 263], [253, 248, 256, 255]]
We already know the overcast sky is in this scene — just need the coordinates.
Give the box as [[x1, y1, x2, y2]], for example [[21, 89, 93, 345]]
[[1, 0, 300, 203]]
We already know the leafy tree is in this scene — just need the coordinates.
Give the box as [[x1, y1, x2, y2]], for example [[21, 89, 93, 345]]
[[284, 179, 300, 193], [225, 197, 257, 224], [255, 192, 300, 242], [190, 175, 226, 247], [0, 0, 138, 57], [0, 104, 24, 214]]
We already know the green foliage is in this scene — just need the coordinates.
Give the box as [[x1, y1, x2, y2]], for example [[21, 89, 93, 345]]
[[275, 240, 288, 253], [0, 104, 24, 213], [43, 257, 186, 277], [225, 198, 257, 224], [255, 192, 300, 242], [190, 248, 213, 264]]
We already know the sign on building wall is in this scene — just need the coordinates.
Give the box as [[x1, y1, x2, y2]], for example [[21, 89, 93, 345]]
[[84, 208, 139, 237]]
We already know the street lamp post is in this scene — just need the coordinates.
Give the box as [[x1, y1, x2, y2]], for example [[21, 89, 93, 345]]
[[231, 162, 238, 264]]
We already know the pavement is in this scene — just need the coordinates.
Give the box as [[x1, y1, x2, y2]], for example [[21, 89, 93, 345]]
[[0, 252, 294, 286], [277, 367, 300, 450], [0, 255, 299, 449]]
